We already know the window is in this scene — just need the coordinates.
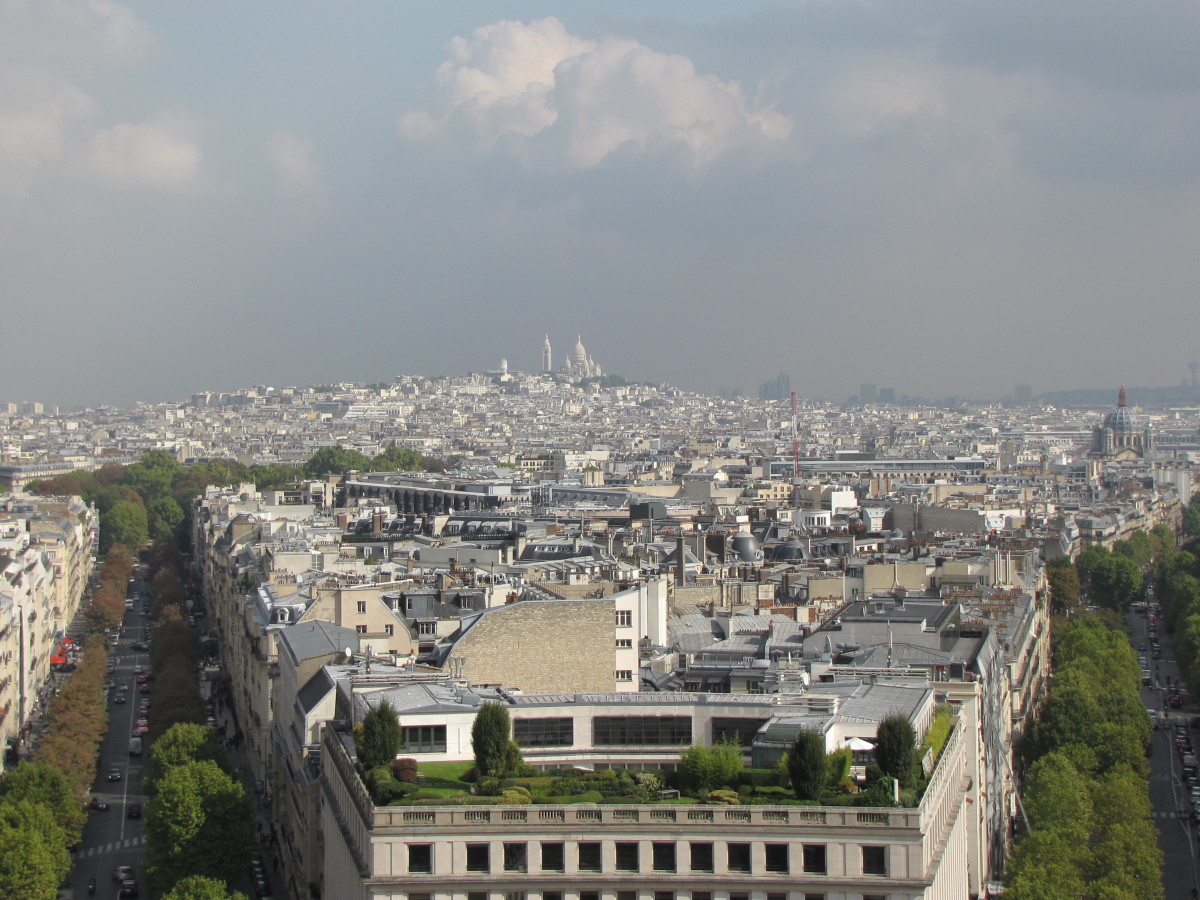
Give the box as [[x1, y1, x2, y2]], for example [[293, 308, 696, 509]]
[[727, 843, 752, 874], [513, 717, 573, 748], [399, 725, 446, 753], [767, 894, 787, 900], [543, 894, 563, 900], [690, 842, 714, 873], [468, 894, 487, 900], [765, 843, 789, 874], [803, 844, 827, 875], [466, 844, 490, 873], [540, 842, 564, 872], [580, 893, 600, 900], [503, 843, 527, 873], [505, 893, 526, 900], [711, 717, 771, 747], [407, 844, 432, 874], [616, 638, 633, 649], [617, 893, 637, 900], [616, 842, 640, 872], [356, 600, 367, 614], [692, 894, 712, 900], [653, 842, 677, 872], [384, 624, 394, 636], [578, 842, 602, 872], [616, 610, 632, 627], [355, 625, 368, 634], [862, 845, 888, 876], [655, 893, 674, 900], [593, 716, 691, 746], [616, 670, 633, 682], [803, 894, 827, 900], [862, 896, 887, 900], [418, 621, 437, 636]]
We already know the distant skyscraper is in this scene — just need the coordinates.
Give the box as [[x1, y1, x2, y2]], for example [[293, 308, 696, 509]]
[[758, 372, 790, 401], [1014, 384, 1033, 405], [542, 335, 552, 373], [859, 383, 877, 404], [878, 387, 895, 403]]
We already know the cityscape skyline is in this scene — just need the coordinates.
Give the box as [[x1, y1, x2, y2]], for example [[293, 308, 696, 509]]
[[2, 2, 1198, 409]]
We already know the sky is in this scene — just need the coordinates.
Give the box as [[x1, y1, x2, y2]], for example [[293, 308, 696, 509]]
[[2, 0, 1199, 409]]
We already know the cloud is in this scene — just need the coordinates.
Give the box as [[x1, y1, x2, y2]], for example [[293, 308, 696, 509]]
[[84, 110, 205, 191], [398, 16, 790, 170], [267, 130, 325, 197]]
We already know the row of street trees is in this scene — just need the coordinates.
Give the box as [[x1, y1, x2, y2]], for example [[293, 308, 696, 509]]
[[1155, 496, 1200, 699], [144, 723, 252, 897], [1005, 618, 1161, 898]]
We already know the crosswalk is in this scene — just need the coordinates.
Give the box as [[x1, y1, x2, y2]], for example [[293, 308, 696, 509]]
[[75, 835, 145, 858]]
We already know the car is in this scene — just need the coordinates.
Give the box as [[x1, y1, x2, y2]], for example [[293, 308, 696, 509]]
[[89, 797, 109, 810], [127, 803, 142, 819], [113, 865, 134, 882], [130, 641, 149, 651], [133, 666, 144, 675], [118, 682, 128, 691], [119, 877, 139, 897], [139, 684, 151, 694], [107, 767, 122, 782], [113, 694, 127, 704]]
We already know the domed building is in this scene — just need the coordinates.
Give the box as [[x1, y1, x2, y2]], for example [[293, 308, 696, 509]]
[[1090, 386, 1153, 459], [558, 334, 602, 381]]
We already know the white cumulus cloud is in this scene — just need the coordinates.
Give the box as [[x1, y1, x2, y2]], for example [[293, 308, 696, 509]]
[[398, 16, 791, 169], [84, 110, 204, 191], [267, 130, 324, 197]]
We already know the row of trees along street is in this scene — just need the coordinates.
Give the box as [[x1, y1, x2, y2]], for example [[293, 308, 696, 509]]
[[1154, 496, 1200, 700], [27, 453, 261, 898], [0, 546, 128, 897], [1003, 513, 1189, 900]]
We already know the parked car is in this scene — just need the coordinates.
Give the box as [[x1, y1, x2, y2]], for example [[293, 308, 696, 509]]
[[113, 694, 127, 704], [107, 767, 122, 782], [128, 803, 142, 819], [88, 797, 109, 810], [119, 877, 139, 897], [112, 865, 134, 882]]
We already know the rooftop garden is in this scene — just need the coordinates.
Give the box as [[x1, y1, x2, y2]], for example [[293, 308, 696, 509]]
[[354, 699, 956, 809]]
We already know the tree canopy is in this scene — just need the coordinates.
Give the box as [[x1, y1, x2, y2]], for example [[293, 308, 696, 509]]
[[302, 446, 371, 477], [357, 700, 402, 771], [874, 715, 916, 786], [786, 730, 828, 801], [471, 704, 512, 779]]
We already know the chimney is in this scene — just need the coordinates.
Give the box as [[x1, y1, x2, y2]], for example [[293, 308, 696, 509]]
[[336, 512, 349, 531], [373, 510, 385, 535]]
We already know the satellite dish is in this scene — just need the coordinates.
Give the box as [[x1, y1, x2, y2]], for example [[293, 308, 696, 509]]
[[344, 646, 353, 661]]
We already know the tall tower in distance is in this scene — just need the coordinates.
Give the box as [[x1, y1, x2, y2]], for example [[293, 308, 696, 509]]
[[542, 335, 552, 373]]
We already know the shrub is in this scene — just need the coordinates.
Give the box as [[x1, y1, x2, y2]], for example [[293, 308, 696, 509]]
[[705, 789, 741, 805], [393, 758, 419, 783], [788, 730, 828, 801], [875, 715, 916, 786], [475, 777, 502, 796]]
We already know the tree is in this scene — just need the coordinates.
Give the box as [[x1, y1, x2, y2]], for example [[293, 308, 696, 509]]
[[677, 740, 742, 794], [874, 715, 916, 785], [357, 700, 403, 771], [1075, 544, 1111, 588], [372, 446, 423, 472], [1114, 532, 1153, 569], [162, 876, 249, 900], [147, 723, 231, 793], [1022, 752, 1091, 835], [0, 762, 86, 842], [302, 446, 372, 478], [471, 703, 512, 779], [148, 496, 186, 543], [146, 760, 253, 892], [1046, 558, 1080, 613], [0, 802, 67, 900], [103, 499, 149, 552], [787, 730, 828, 801], [1090, 555, 1144, 611]]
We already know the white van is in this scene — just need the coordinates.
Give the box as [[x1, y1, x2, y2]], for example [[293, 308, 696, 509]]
[[129, 736, 143, 755]]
